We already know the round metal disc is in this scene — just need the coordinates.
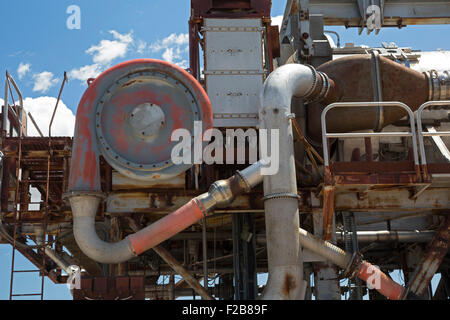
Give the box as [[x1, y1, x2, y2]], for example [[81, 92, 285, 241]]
[[90, 60, 212, 181]]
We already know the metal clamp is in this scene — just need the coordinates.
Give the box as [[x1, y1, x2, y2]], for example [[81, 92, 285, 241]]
[[342, 251, 364, 279], [371, 51, 384, 132], [262, 192, 300, 201], [424, 70, 450, 101]]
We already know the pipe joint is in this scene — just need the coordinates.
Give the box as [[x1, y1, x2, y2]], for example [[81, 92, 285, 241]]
[[425, 69, 450, 100], [341, 251, 364, 279]]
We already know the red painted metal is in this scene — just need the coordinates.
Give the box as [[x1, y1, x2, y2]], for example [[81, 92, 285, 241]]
[[73, 276, 145, 300], [68, 59, 213, 192], [128, 199, 205, 255], [357, 261, 405, 300]]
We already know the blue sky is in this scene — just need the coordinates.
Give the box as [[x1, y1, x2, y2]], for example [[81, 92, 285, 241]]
[[0, 0, 448, 300]]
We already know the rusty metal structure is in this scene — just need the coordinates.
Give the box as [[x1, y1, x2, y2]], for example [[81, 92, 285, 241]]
[[1, 0, 450, 300]]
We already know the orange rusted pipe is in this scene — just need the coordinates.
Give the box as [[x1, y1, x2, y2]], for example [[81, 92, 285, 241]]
[[67, 160, 265, 264], [356, 261, 405, 300], [128, 199, 205, 255]]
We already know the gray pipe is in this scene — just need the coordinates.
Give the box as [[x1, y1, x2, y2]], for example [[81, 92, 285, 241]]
[[256, 230, 435, 245], [335, 230, 435, 243], [299, 228, 352, 270], [259, 64, 328, 300], [33, 225, 72, 274]]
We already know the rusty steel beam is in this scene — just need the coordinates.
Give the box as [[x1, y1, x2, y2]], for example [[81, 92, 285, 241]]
[[322, 186, 335, 241], [125, 216, 214, 300], [407, 215, 450, 297], [152, 245, 215, 300]]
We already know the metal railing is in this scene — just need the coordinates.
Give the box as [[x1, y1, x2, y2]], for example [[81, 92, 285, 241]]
[[321, 101, 420, 168], [416, 100, 450, 166]]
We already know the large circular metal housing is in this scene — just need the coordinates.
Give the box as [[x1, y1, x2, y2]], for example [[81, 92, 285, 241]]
[[86, 59, 213, 181]]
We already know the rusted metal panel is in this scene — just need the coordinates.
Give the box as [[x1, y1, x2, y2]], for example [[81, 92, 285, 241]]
[[73, 276, 145, 300], [192, 0, 271, 18], [111, 171, 185, 190], [322, 186, 335, 241], [332, 188, 450, 212], [106, 192, 262, 214]]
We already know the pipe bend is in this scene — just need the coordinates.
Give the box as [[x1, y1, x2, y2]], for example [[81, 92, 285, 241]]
[[69, 194, 135, 264], [68, 161, 265, 264], [262, 64, 325, 114], [259, 63, 328, 300]]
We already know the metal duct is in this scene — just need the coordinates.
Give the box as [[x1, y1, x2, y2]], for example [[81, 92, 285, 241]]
[[307, 54, 441, 141], [66, 160, 265, 264], [259, 63, 331, 300]]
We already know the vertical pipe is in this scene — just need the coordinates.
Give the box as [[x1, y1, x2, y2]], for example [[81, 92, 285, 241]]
[[259, 64, 325, 300]]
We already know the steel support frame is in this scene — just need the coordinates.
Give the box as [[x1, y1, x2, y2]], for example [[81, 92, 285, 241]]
[[232, 213, 258, 300], [407, 215, 450, 298]]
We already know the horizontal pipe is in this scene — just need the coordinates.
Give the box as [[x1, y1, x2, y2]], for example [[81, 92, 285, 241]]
[[67, 160, 265, 264], [256, 230, 435, 245], [335, 230, 434, 243], [44, 246, 71, 274]]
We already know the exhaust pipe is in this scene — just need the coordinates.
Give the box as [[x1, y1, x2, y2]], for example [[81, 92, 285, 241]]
[[66, 160, 265, 264], [298, 227, 421, 300], [259, 64, 331, 300], [307, 54, 450, 142]]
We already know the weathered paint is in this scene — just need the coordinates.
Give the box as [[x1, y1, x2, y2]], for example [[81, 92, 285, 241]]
[[127, 199, 205, 255], [68, 59, 213, 192], [357, 261, 405, 300]]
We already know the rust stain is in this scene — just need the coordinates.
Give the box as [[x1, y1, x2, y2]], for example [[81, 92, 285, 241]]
[[282, 273, 296, 296]]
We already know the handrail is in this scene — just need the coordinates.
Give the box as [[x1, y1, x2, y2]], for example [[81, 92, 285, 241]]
[[416, 100, 450, 166], [321, 101, 419, 167]]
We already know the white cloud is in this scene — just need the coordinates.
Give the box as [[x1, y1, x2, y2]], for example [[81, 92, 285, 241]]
[[136, 39, 147, 54], [68, 64, 103, 82], [86, 30, 134, 65], [272, 15, 283, 31], [23, 97, 75, 137], [150, 33, 189, 68], [32, 71, 59, 93], [68, 30, 135, 83], [150, 33, 188, 52], [17, 63, 31, 80]]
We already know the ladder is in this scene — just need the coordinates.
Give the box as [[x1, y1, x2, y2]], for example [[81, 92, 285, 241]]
[[5, 71, 47, 300]]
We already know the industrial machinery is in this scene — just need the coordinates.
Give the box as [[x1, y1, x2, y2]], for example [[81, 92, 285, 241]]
[[1, 0, 450, 300]]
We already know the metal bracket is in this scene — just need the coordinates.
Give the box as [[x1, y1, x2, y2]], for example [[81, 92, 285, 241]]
[[371, 51, 384, 132]]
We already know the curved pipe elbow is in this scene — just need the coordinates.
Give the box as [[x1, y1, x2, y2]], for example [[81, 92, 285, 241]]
[[262, 64, 329, 115], [68, 160, 265, 264], [69, 195, 135, 264]]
